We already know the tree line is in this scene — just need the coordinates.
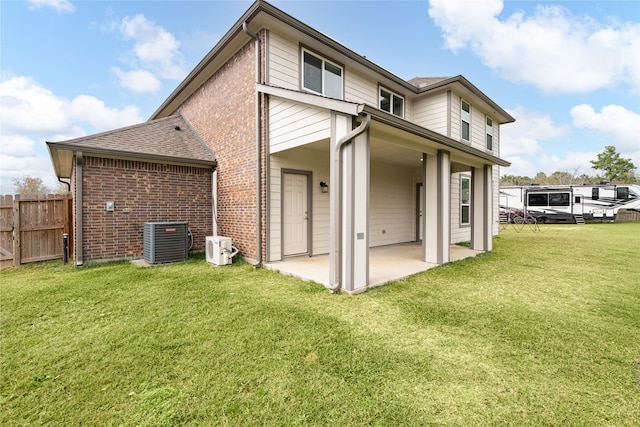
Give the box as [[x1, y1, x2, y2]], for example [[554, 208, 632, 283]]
[[501, 146, 637, 186]]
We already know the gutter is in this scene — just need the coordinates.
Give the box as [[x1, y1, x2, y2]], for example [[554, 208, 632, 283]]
[[330, 113, 371, 292], [243, 21, 263, 266]]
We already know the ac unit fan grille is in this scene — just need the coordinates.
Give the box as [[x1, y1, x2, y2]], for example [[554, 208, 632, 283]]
[[143, 222, 189, 264]]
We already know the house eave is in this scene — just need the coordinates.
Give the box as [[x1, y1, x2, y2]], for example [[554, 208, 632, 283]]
[[415, 75, 516, 124], [361, 105, 511, 167], [46, 142, 217, 179]]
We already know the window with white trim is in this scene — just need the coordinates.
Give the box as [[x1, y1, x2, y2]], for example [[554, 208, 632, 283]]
[[486, 116, 493, 150], [461, 176, 471, 225], [302, 49, 343, 99], [379, 87, 404, 118], [461, 100, 470, 141]]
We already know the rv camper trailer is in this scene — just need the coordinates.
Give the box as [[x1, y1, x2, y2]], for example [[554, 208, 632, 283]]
[[500, 184, 640, 223]]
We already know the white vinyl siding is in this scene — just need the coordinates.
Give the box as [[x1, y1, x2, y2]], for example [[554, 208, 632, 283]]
[[369, 161, 415, 247], [269, 97, 331, 153], [450, 97, 461, 140], [412, 93, 448, 135], [269, 147, 330, 261], [344, 70, 378, 105], [268, 32, 298, 90]]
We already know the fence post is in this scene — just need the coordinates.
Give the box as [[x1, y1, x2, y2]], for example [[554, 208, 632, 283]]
[[63, 233, 68, 264], [12, 195, 21, 266]]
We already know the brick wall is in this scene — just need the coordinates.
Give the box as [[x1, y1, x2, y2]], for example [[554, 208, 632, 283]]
[[178, 38, 265, 261], [79, 156, 212, 262]]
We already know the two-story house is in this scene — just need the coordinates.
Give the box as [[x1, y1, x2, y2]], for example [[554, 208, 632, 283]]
[[47, 0, 514, 294]]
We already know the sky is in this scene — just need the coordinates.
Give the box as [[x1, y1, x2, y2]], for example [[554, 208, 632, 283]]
[[1, 0, 639, 194]]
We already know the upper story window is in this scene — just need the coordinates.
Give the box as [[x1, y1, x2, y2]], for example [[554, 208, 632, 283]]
[[461, 100, 471, 141], [486, 116, 493, 150], [379, 87, 404, 118], [302, 49, 343, 99]]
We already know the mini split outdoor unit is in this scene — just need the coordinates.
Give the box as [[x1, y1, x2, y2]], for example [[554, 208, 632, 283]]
[[143, 221, 189, 264], [206, 236, 238, 265]]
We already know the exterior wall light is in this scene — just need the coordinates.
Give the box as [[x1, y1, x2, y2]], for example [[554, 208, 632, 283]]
[[320, 181, 329, 193]]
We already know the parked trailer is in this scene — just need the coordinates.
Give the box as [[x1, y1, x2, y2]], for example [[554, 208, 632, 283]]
[[500, 184, 640, 223]]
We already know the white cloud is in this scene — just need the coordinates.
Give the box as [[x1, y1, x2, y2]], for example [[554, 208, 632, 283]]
[[570, 104, 640, 153], [68, 95, 143, 132], [0, 75, 144, 194], [118, 14, 187, 81], [1, 76, 71, 133], [537, 151, 599, 176], [110, 67, 162, 93], [0, 135, 36, 157], [27, 0, 74, 14], [500, 106, 569, 158], [0, 151, 60, 195], [428, 0, 640, 93], [0, 75, 143, 136]]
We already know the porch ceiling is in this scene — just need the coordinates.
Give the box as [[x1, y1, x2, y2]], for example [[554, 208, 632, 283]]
[[297, 131, 471, 171]]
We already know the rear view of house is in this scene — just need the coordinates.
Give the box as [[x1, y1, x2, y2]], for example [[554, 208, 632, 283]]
[[48, 0, 514, 293]]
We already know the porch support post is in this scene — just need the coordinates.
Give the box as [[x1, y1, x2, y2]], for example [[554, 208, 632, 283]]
[[341, 127, 370, 294], [471, 164, 493, 252], [330, 112, 370, 293], [423, 150, 451, 264]]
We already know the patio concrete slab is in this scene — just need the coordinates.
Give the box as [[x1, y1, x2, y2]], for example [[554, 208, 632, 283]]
[[265, 242, 480, 289]]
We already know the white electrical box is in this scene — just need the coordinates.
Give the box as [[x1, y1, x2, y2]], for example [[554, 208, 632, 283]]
[[206, 236, 234, 265]]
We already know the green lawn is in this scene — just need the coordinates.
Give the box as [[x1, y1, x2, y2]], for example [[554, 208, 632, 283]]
[[2, 223, 639, 426]]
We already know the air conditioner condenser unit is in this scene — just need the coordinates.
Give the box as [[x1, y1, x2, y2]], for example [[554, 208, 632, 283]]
[[143, 221, 189, 264], [206, 236, 238, 265]]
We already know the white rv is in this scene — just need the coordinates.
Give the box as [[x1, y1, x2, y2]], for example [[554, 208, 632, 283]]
[[500, 184, 640, 223]]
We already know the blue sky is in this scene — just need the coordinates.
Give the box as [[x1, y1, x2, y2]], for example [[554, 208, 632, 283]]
[[1, 0, 639, 194]]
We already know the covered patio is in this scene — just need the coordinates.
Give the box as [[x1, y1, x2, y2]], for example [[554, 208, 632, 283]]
[[265, 243, 480, 291]]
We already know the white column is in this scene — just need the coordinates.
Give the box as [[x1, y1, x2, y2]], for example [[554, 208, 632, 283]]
[[423, 150, 451, 264], [471, 165, 493, 252], [341, 129, 370, 293]]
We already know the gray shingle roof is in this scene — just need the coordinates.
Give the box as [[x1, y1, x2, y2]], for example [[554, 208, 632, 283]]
[[55, 114, 214, 162], [407, 77, 451, 89], [47, 114, 216, 178]]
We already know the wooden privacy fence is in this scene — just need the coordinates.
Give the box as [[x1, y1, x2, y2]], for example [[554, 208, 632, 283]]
[[0, 194, 73, 268]]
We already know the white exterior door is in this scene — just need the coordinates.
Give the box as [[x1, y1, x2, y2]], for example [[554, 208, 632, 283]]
[[283, 173, 308, 256]]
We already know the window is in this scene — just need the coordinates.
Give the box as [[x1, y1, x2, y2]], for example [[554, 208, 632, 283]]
[[616, 187, 629, 199], [461, 176, 470, 225], [528, 192, 570, 207], [302, 49, 343, 99], [592, 188, 599, 200], [379, 87, 404, 118], [461, 100, 470, 141], [549, 192, 570, 206], [528, 193, 548, 207], [486, 116, 493, 150]]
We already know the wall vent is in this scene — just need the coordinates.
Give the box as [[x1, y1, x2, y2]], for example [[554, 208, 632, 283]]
[[143, 221, 189, 264]]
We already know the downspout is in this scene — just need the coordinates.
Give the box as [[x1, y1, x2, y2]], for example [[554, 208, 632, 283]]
[[330, 113, 370, 292], [75, 151, 83, 266], [243, 21, 262, 266], [212, 170, 218, 236], [58, 177, 71, 192]]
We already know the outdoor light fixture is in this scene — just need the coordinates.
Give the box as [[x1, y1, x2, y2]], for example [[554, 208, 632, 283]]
[[320, 181, 329, 193]]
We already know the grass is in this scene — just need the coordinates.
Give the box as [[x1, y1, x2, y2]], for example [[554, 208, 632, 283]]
[[1, 223, 639, 426]]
